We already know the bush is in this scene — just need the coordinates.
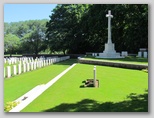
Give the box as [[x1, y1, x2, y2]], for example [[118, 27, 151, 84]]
[[4, 101, 20, 112], [142, 68, 148, 73]]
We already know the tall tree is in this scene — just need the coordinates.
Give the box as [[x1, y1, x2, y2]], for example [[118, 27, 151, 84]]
[[22, 24, 47, 55], [79, 4, 148, 53], [4, 34, 20, 56], [46, 4, 90, 54], [4, 19, 49, 55]]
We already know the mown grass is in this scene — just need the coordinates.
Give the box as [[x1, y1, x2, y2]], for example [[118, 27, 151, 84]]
[[4, 54, 22, 56], [21, 63, 148, 112], [84, 56, 148, 65], [4, 59, 77, 106]]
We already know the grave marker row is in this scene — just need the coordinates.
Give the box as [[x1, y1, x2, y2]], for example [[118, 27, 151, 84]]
[[4, 56, 70, 78]]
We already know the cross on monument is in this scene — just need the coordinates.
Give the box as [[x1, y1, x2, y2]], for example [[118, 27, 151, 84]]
[[96, 10, 122, 58], [106, 10, 113, 44]]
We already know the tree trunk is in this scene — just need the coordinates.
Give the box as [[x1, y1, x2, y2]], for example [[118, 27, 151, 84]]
[[63, 50, 66, 55], [10, 47, 13, 57], [35, 51, 38, 56]]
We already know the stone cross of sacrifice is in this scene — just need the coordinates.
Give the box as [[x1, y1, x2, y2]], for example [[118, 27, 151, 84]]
[[106, 10, 113, 44]]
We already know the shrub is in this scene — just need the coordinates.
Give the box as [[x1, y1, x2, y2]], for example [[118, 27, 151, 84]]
[[4, 101, 20, 112], [142, 68, 148, 73]]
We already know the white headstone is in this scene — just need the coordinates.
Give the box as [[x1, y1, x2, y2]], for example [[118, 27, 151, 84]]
[[36, 61, 38, 68], [13, 65, 17, 75], [48, 59, 51, 65], [4, 67, 5, 78], [143, 52, 148, 58], [138, 51, 142, 57], [51, 59, 53, 64], [38, 61, 40, 68], [41, 61, 43, 67], [27, 63, 30, 71], [44, 60, 46, 66], [4, 58, 6, 63], [38, 61, 41, 68], [53, 58, 55, 63], [31, 62, 33, 70], [23, 64, 26, 72], [8, 60, 11, 65], [46, 60, 48, 66], [14, 58, 16, 64], [121, 51, 128, 57], [22, 60, 25, 65], [18, 64, 22, 74], [7, 66, 11, 78], [34, 62, 36, 70]]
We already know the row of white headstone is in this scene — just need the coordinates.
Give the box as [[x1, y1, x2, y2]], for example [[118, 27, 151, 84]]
[[92, 51, 148, 58], [138, 51, 148, 58], [4, 56, 70, 79], [4, 56, 58, 65], [92, 51, 128, 58]]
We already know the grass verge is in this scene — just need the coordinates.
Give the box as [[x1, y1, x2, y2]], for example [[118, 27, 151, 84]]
[[84, 56, 148, 65], [21, 63, 148, 112], [4, 59, 77, 107]]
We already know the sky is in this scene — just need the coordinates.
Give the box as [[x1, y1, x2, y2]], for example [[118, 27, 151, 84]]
[[4, 4, 57, 23]]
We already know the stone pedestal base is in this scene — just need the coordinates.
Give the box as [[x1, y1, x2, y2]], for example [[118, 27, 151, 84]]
[[97, 52, 122, 58], [96, 42, 123, 58]]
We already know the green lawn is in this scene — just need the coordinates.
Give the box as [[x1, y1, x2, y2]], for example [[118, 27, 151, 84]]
[[4, 59, 77, 106], [21, 63, 148, 112], [84, 56, 148, 65], [4, 54, 22, 56]]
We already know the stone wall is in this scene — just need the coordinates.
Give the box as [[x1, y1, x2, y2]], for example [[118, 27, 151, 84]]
[[21, 54, 85, 59], [78, 59, 148, 70]]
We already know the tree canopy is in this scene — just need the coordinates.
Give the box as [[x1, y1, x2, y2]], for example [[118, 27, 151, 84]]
[[4, 19, 48, 55], [46, 4, 148, 54], [4, 33, 20, 56], [4, 4, 148, 55]]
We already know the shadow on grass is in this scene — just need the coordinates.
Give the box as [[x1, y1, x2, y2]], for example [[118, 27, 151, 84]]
[[54, 59, 78, 66], [43, 90, 148, 112]]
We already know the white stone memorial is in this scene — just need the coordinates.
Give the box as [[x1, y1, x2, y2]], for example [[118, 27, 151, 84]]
[[48, 59, 51, 65], [97, 10, 122, 58], [27, 63, 30, 71], [4, 67, 5, 78], [51, 59, 53, 64], [43, 60, 46, 66], [41, 61, 43, 67], [7, 66, 11, 78], [121, 51, 128, 57], [39, 61, 42, 68], [13, 65, 17, 75], [23, 64, 26, 72], [18, 64, 22, 74], [138, 48, 148, 58], [138, 52, 142, 57], [34, 62, 36, 70], [4, 59, 6, 63], [144, 52, 148, 58], [36, 62, 39, 68], [31, 62, 34, 70], [46, 60, 48, 66]]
